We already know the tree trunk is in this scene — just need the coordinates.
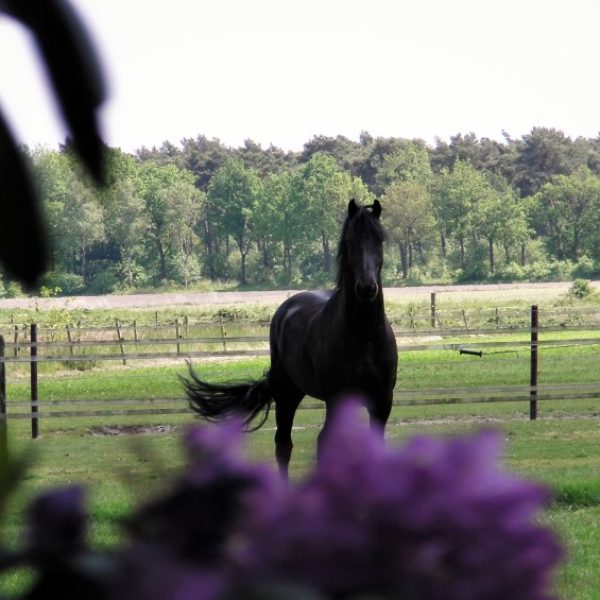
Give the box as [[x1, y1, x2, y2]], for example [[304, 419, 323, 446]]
[[322, 234, 331, 274], [459, 236, 466, 269], [236, 234, 249, 285], [203, 220, 214, 279], [81, 244, 87, 282], [156, 238, 167, 280], [573, 228, 580, 260], [399, 242, 409, 279], [240, 251, 247, 285], [440, 233, 447, 258], [488, 239, 495, 274]]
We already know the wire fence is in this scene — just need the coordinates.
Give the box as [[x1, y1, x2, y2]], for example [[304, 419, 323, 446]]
[[2, 305, 600, 438]]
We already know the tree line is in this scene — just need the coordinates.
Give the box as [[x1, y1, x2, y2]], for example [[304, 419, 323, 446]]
[[5, 127, 600, 297]]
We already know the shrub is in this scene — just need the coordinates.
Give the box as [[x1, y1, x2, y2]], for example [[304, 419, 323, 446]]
[[41, 272, 85, 296], [568, 278, 595, 300], [493, 261, 526, 282], [86, 270, 119, 295], [573, 256, 598, 279]]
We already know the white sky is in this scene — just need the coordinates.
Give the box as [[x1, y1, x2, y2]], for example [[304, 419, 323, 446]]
[[1, 0, 600, 153]]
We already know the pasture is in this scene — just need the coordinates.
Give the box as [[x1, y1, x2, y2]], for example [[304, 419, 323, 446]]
[[2, 285, 600, 598]]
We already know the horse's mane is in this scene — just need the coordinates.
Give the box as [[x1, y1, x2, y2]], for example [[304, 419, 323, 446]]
[[335, 204, 385, 290]]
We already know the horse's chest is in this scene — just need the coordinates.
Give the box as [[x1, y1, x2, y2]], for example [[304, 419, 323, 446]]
[[320, 335, 389, 386]]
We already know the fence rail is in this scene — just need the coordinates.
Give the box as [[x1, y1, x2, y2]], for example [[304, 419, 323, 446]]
[[3, 305, 600, 438]]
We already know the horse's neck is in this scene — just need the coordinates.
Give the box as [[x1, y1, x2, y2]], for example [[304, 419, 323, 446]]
[[334, 277, 385, 329]]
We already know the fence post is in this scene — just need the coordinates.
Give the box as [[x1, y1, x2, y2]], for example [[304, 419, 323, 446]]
[[430, 293, 436, 328], [0, 336, 7, 459], [175, 318, 181, 356], [530, 305, 538, 420], [66, 324, 74, 357], [461, 309, 469, 331], [220, 317, 227, 352], [31, 324, 39, 439], [13, 324, 18, 358], [115, 319, 126, 366]]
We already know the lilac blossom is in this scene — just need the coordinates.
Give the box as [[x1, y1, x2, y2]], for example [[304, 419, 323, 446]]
[[4, 400, 562, 599], [240, 401, 562, 599], [27, 486, 87, 559]]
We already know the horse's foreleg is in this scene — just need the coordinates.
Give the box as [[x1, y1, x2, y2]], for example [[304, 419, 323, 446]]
[[273, 389, 303, 481], [317, 398, 343, 461], [368, 391, 393, 436]]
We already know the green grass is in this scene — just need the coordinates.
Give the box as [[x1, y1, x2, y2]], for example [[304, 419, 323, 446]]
[[4, 406, 600, 598], [3, 315, 600, 596]]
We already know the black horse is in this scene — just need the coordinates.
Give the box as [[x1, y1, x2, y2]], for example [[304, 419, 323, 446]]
[[184, 199, 398, 478]]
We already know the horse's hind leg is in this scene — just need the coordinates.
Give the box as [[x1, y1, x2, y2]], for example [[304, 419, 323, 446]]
[[273, 381, 303, 480]]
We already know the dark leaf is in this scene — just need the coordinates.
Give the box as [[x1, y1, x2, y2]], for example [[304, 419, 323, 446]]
[[3, 0, 107, 184], [0, 111, 47, 288]]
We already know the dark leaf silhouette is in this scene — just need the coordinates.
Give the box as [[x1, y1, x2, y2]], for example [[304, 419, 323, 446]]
[[0, 0, 106, 288], [0, 111, 47, 288]]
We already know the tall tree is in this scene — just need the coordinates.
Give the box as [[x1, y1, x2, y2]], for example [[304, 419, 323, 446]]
[[33, 149, 104, 280], [208, 159, 262, 285], [355, 136, 425, 192], [382, 180, 435, 278], [163, 179, 205, 286], [431, 160, 491, 270], [290, 154, 372, 278], [104, 178, 149, 287], [300, 134, 364, 176], [512, 128, 588, 197], [234, 139, 294, 176], [135, 162, 200, 282], [179, 135, 233, 191], [532, 166, 600, 261], [375, 142, 433, 193], [471, 178, 529, 274]]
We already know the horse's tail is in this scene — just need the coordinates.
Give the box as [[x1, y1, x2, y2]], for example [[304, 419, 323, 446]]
[[182, 365, 274, 430]]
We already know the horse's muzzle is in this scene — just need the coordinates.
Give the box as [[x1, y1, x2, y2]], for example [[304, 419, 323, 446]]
[[355, 281, 379, 302]]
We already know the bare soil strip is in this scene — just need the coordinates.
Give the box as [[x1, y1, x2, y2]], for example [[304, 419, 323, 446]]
[[0, 281, 595, 311]]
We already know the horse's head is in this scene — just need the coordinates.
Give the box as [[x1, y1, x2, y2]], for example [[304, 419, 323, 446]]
[[337, 199, 384, 303]]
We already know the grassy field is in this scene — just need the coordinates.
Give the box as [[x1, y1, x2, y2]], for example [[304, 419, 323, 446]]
[[2, 288, 600, 598], [2, 353, 600, 598]]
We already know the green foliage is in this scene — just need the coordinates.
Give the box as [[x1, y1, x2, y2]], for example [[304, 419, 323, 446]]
[[41, 272, 85, 296], [87, 269, 119, 295], [569, 279, 595, 299], [24, 131, 600, 297]]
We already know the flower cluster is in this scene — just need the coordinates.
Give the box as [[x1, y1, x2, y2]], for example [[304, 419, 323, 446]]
[[1, 401, 562, 599]]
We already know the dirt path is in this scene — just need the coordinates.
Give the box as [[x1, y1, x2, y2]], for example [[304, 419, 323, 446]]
[[0, 280, 595, 311]]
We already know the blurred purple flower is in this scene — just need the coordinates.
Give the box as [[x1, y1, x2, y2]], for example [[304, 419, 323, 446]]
[[113, 546, 228, 600], [27, 486, 87, 559], [6, 401, 562, 600], [241, 400, 562, 600], [126, 419, 284, 565]]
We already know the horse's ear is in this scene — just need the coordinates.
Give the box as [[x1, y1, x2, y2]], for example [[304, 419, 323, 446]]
[[348, 198, 359, 218], [372, 200, 382, 219]]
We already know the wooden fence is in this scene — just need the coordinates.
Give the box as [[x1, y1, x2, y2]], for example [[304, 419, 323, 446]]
[[2, 305, 600, 438]]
